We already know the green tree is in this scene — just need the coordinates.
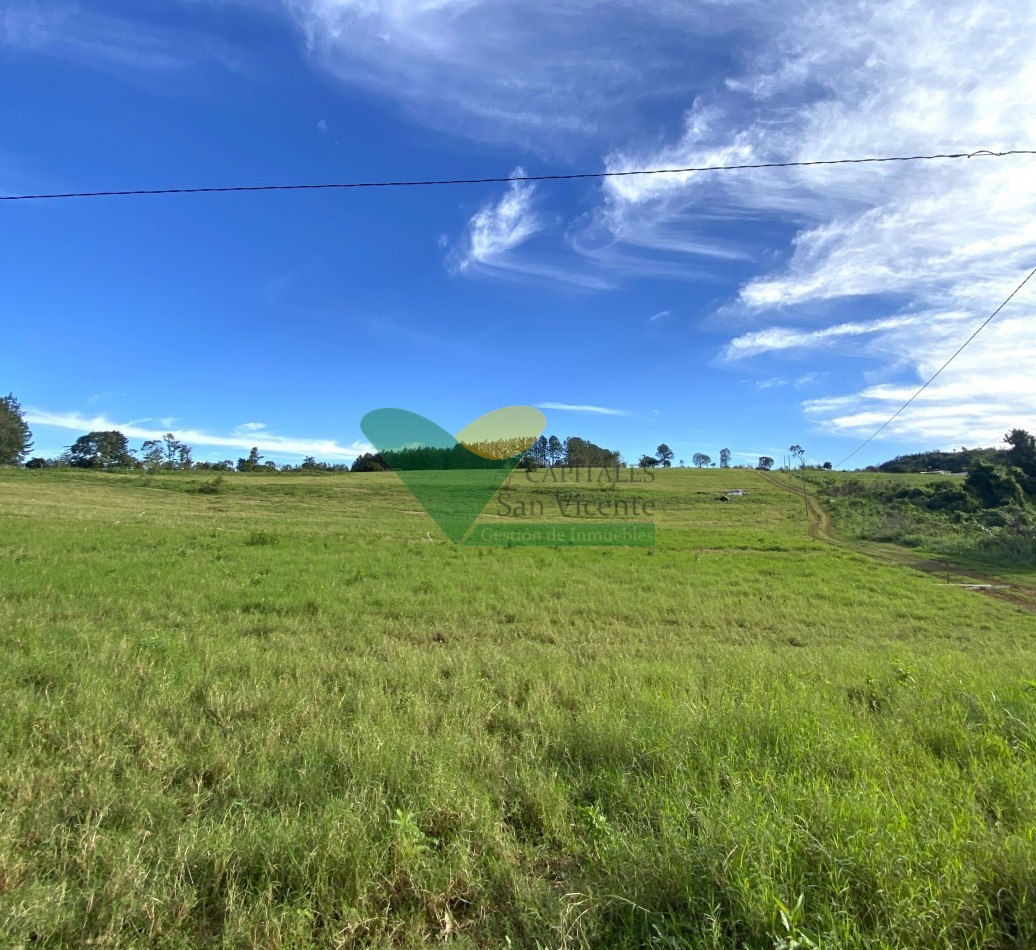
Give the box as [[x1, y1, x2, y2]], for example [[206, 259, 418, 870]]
[[692, 452, 711, 468], [790, 444, 805, 467], [160, 433, 192, 470], [351, 452, 388, 472], [563, 437, 620, 467], [656, 443, 674, 468], [1004, 428, 1036, 495], [757, 456, 774, 470], [638, 454, 659, 468], [822, 461, 833, 470], [964, 460, 1026, 508], [69, 430, 134, 469], [719, 448, 731, 468], [0, 393, 33, 465], [140, 440, 165, 471], [546, 435, 563, 467], [237, 447, 263, 472], [1004, 428, 1036, 467]]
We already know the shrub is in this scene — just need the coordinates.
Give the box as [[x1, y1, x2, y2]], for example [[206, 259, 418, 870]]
[[196, 475, 225, 495]]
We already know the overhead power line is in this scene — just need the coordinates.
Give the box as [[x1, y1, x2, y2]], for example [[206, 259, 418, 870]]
[[2, 148, 1034, 203], [835, 265, 1036, 469]]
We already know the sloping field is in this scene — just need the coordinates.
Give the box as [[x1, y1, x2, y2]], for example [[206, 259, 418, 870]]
[[2, 468, 1035, 947]]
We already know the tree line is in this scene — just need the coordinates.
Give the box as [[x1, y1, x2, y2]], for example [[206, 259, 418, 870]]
[[351, 434, 623, 473], [633, 444, 820, 471], [3, 392, 1031, 499], [0, 399, 626, 475]]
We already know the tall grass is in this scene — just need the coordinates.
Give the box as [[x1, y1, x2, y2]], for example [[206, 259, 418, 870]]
[[1, 468, 1035, 947]]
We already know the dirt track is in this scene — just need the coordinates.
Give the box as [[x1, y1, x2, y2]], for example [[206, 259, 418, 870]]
[[754, 470, 1036, 614]]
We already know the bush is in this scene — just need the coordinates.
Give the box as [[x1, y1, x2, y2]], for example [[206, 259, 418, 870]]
[[964, 460, 1026, 508], [195, 475, 225, 495], [925, 486, 975, 513]]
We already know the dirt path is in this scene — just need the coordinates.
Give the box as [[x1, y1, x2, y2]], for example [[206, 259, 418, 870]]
[[754, 470, 1036, 614]]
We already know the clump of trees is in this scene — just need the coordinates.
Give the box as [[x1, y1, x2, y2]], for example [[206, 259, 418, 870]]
[[351, 452, 388, 473], [863, 430, 1036, 513], [639, 444, 674, 469], [826, 431, 1036, 551], [524, 435, 621, 469], [0, 393, 33, 465], [877, 446, 1000, 474], [68, 431, 134, 468], [377, 443, 519, 471]]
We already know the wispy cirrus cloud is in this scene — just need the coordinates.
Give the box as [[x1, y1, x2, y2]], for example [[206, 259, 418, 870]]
[[450, 171, 614, 289], [1, 2, 246, 75], [453, 172, 544, 271], [535, 402, 630, 416], [722, 314, 921, 361], [283, 0, 741, 151], [25, 409, 370, 460], [799, 311, 1036, 448], [582, 0, 1036, 444]]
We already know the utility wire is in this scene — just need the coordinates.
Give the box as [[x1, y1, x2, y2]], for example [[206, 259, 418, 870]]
[[835, 265, 1036, 469], [2, 148, 1034, 203]]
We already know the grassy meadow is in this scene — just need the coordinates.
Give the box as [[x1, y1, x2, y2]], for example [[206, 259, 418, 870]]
[[2, 466, 1036, 947]]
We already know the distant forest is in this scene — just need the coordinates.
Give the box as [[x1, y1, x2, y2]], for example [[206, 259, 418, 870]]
[[354, 435, 621, 473], [875, 446, 1008, 474]]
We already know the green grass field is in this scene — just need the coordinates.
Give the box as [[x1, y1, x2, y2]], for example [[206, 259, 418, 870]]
[[2, 467, 1035, 947]]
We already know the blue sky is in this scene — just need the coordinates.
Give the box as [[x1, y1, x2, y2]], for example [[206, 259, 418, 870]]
[[3, 0, 1034, 468]]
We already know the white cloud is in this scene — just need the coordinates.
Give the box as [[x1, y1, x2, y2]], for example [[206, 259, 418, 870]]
[[282, 0, 743, 150], [451, 171, 614, 289], [800, 313, 1036, 448], [722, 315, 920, 361], [647, 310, 670, 323], [25, 409, 370, 460], [1, 2, 245, 74], [454, 171, 543, 271], [317, 118, 328, 132], [535, 402, 630, 416], [584, 0, 1036, 445]]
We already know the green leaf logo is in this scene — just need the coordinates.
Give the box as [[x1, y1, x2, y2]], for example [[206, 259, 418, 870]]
[[360, 406, 546, 542]]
